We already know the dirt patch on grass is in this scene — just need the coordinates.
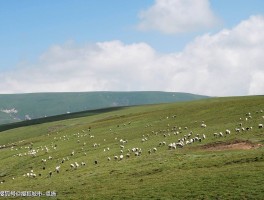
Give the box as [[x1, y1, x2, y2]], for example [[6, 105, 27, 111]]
[[202, 140, 262, 151]]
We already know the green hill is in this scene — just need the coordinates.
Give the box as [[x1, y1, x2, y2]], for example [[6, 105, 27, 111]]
[[0, 95, 263, 199], [0, 91, 209, 125]]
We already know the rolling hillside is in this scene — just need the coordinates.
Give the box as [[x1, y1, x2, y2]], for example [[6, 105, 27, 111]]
[[0, 95, 263, 199], [0, 91, 209, 125]]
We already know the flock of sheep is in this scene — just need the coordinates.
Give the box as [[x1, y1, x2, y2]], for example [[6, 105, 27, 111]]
[[0, 107, 263, 184]]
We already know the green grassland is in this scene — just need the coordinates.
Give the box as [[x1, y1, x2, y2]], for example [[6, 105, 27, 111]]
[[0, 91, 208, 125], [0, 95, 264, 199]]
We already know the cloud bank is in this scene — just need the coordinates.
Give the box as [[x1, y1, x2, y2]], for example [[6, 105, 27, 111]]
[[0, 15, 264, 96], [137, 0, 220, 34]]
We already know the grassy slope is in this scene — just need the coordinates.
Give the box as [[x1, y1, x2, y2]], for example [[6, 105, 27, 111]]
[[0, 91, 208, 125], [0, 95, 263, 199]]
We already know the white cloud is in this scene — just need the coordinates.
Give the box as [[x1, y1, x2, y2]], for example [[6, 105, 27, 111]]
[[0, 15, 264, 96], [137, 0, 220, 34]]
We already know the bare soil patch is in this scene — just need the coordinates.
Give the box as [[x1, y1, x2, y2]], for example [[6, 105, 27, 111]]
[[202, 140, 262, 151]]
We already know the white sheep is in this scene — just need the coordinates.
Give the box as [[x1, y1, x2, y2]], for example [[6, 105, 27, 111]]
[[259, 124, 263, 128], [71, 151, 75, 156], [246, 127, 252, 131], [70, 164, 75, 169], [135, 152, 139, 156], [201, 123, 207, 128], [176, 142, 184, 148], [75, 162, 80, 168], [213, 133, 219, 137], [55, 166, 60, 173]]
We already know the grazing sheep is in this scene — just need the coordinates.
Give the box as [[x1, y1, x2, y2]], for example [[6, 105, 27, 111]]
[[201, 123, 207, 128], [148, 149, 151, 154], [55, 166, 60, 173], [75, 162, 80, 168], [187, 132, 193, 138], [114, 156, 118, 160], [176, 142, 184, 148], [61, 158, 66, 163], [246, 127, 252, 131], [119, 155, 124, 160], [70, 164, 75, 169], [81, 162, 86, 166], [71, 151, 75, 156], [119, 139, 127, 144], [107, 157, 111, 161], [49, 171, 52, 177], [172, 143, 177, 149], [153, 147, 157, 152], [259, 124, 263, 128], [131, 148, 137, 152], [225, 129, 231, 135]]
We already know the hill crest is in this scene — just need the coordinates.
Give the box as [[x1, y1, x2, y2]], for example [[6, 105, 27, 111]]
[[0, 91, 209, 125]]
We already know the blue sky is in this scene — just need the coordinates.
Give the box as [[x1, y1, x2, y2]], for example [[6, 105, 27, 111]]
[[0, 0, 264, 96]]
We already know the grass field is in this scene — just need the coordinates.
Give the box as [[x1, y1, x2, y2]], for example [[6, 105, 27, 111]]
[[0, 95, 264, 199], [0, 91, 208, 125]]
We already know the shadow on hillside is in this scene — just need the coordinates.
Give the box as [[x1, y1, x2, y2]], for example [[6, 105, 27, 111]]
[[0, 106, 127, 132]]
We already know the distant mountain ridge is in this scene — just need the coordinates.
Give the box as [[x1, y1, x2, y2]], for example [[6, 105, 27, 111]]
[[0, 91, 209, 125]]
